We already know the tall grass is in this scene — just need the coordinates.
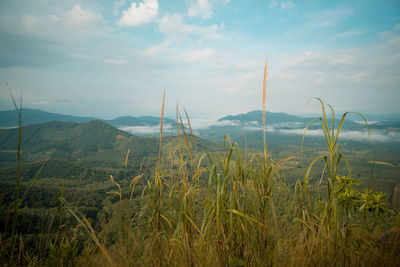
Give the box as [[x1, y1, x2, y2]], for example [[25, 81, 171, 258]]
[[0, 86, 47, 265], [73, 61, 394, 266], [2, 62, 398, 266]]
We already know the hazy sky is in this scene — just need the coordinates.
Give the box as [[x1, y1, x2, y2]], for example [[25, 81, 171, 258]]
[[0, 0, 399, 118]]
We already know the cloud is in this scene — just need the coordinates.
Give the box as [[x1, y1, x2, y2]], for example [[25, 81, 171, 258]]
[[143, 12, 223, 56], [22, 14, 37, 26], [0, 3, 107, 45], [48, 15, 60, 22], [158, 13, 221, 41], [335, 29, 365, 38], [278, 128, 400, 143], [119, 124, 173, 135], [288, 7, 354, 37], [187, 0, 231, 19], [65, 5, 103, 27], [188, 0, 212, 19], [218, 121, 400, 143], [179, 49, 214, 62], [270, 0, 296, 10], [71, 54, 128, 65], [268, 26, 400, 114], [104, 58, 128, 64], [117, 0, 158, 26], [0, 32, 67, 67], [113, 0, 126, 16], [351, 72, 369, 82], [281, 1, 296, 9]]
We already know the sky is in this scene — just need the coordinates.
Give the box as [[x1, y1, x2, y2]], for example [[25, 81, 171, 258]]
[[0, 0, 399, 119]]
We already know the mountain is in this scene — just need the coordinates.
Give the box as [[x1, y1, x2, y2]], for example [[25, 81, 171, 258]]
[[219, 110, 307, 124], [0, 119, 214, 168], [218, 110, 379, 130], [361, 113, 400, 122], [0, 109, 96, 127], [0, 120, 129, 154], [0, 109, 175, 128], [107, 115, 175, 127]]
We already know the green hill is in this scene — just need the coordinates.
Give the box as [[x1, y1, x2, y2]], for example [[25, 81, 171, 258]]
[[0, 119, 214, 167], [0, 108, 96, 127], [0, 120, 128, 153]]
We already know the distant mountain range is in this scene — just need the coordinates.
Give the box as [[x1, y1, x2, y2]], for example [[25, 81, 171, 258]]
[[217, 110, 371, 132], [0, 108, 175, 128], [108, 115, 175, 127], [219, 110, 400, 130], [0, 109, 398, 171], [0, 108, 400, 128], [0, 109, 97, 127], [0, 108, 398, 136], [219, 110, 308, 124]]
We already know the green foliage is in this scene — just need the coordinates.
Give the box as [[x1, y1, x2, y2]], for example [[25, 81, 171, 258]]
[[360, 190, 391, 217], [335, 176, 360, 218], [48, 237, 79, 267]]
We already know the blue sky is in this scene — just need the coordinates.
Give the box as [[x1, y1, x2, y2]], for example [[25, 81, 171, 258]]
[[0, 0, 399, 119]]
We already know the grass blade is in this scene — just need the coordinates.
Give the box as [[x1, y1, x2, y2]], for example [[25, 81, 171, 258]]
[[176, 103, 183, 168], [179, 112, 194, 165]]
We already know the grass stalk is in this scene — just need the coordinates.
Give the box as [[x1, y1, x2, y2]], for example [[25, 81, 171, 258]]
[[158, 89, 165, 169], [262, 57, 268, 161], [176, 103, 184, 168]]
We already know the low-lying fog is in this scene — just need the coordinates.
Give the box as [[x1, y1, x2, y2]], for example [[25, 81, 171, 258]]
[[119, 119, 400, 143]]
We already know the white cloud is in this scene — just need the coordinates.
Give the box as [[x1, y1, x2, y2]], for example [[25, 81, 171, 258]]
[[281, 1, 296, 9], [158, 13, 221, 42], [188, 0, 212, 19], [187, 0, 231, 19], [270, 0, 296, 10], [104, 58, 128, 64], [0, 4, 107, 46], [113, 0, 126, 16], [117, 0, 158, 26], [179, 49, 214, 62], [48, 15, 60, 22], [279, 128, 400, 143], [380, 35, 400, 51], [284, 50, 355, 69], [119, 124, 173, 135], [143, 12, 223, 55], [267, 30, 400, 114], [70, 54, 129, 65], [65, 5, 103, 27], [335, 29, 365, 38]]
